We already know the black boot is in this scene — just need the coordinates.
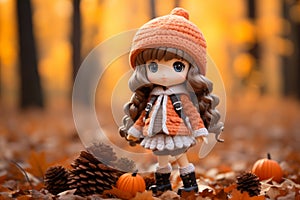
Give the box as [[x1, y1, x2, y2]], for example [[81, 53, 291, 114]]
[[149, 172, 172, 194], [177, 171, 198, 195]]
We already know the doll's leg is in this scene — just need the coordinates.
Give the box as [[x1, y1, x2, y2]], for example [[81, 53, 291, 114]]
[[158, 155, 170, 168], [150, 155, 172, 194], [176, 153, 199, 195]]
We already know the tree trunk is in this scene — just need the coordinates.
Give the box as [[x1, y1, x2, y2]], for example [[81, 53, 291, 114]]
[[149, 0, 156, 19], [282, 1, 300, 99], [72, 0, 81, 81], [0, 60, 1, 100], [16, 0, 44, 108], [174, 0, 181, 7]]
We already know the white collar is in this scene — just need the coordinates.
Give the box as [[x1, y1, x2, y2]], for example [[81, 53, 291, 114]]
[[150, 83, 189, 96]]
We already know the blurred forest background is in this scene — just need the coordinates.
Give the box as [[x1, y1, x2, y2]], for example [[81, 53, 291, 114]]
[[0, 0, 300, 185]]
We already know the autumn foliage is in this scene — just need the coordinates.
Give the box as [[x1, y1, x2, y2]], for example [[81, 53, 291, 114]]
[[0, 0, 300, 199], [0, 96, 299, 199]]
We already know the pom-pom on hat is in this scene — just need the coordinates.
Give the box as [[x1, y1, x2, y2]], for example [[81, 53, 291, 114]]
[[129, 7, 207, 75]]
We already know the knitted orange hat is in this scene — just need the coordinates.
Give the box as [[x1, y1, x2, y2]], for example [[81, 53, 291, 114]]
[[129, 7, 207, 75]]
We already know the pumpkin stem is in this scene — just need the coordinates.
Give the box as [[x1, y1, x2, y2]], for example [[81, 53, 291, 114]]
[[267, 153, 271, 160], [132, 169, 138, 177]]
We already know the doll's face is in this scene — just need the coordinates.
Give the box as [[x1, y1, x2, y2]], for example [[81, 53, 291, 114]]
[[146, 58, 189, 87]]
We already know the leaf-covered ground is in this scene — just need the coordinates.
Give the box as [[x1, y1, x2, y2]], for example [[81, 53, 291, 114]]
[[0, 95, 300, 199]]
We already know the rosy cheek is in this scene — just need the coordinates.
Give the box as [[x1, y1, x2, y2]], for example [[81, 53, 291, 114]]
[[147, 74, 158, 84]]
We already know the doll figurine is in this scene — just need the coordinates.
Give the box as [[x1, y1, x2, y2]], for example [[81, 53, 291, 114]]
[[119, 7, 224, 195]]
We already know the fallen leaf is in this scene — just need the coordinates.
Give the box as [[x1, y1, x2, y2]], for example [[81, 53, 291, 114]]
[[224, 183, 237, 193], [103, 186, 133, 200], [295, 187, 300, 200], [230, 189, 265, 200], [181, 190, 197, 200], [215, 189, 228, 200], [2, 180, 18, 191], [230, 190, 249, 200], [11, 189, 30, 199], [131, 190, 154, 200], [26, 151, 50, 179], [0, 185, 10, 193], [218, 164, 232, 173], [16, 195, 31, 200], [265, 187, 281, 199], [0, 192, 12, 199], [159, 190, 180, 200], [6, 162, 25, 181], [199, 188, 214, 198], [198, 184, 215, 193], [31, 189, 52, 199], [0, 173, 7, 184]]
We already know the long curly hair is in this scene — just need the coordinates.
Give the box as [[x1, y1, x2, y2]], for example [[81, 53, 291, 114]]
[[119, 47, 223, 145]]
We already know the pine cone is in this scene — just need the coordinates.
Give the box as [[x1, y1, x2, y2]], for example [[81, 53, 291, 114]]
[[237, 172, 261, 197], [44, 166, 70, 195], [68, 151, 124, 197], [87, 142, 117, 165]]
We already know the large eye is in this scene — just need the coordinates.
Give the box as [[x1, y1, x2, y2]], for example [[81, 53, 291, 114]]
[[173, 61, 185, 72], [148, 62, 158, 73]]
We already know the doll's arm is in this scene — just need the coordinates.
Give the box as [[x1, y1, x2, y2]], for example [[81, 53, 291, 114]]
[[181, 95, 209, 138], [127, 110, 146, 139]]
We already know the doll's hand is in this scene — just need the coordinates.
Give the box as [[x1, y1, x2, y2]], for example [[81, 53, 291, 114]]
[[126, 134, 140, 142], [196, 136, 208, 144]]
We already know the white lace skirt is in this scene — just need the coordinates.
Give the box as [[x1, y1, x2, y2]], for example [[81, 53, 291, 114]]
[[140, 133, 196, 156]]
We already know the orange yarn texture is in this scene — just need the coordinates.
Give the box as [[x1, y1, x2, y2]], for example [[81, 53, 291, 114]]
[[129, 7, 207, 75], [133, 94, 205, 136]]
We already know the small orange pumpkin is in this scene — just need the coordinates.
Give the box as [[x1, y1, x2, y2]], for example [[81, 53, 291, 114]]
[[116, 170, 146, 196], [252, 153, 283, 182]]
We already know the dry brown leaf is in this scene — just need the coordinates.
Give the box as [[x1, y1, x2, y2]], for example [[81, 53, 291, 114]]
[[58, 192, 85, 200], [295, 187, 300, 200], [265, 186, 287, 199], [159, 190, 180, 200], [199, 188, 214, 198], [31, 189, 52, 199], [56, 189, 87, 200], [131, 190, 154, 200], [281, 178, 300, 189], [26, 151, 50, 179], [0, 174, 7, 185], [16, 195, 31, 200], [217, 164, 232, 173], [261, 178, 300, 199], [181, 190, 197, 200], [6, 162, 25, 181], [230, 189, 265, 200], [230, 189, 249, 200], [0, 185, 10, 192], [198, 184, 215, 193], [2, 180, 18, 191], [0, 194, 9, 200], [103, 186, 133, 200], [215, 189, 228, 200], [224, 183, 237, 193]]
